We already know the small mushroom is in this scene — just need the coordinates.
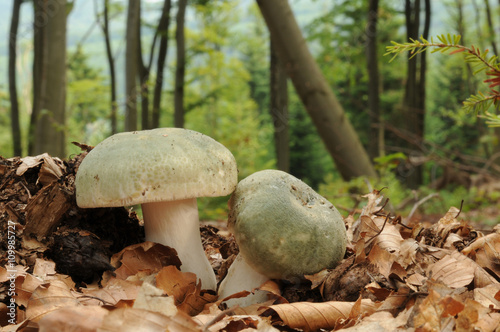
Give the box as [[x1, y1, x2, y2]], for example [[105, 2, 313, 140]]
[[218, 170, 346, 306], [75, 128, 238, 291]]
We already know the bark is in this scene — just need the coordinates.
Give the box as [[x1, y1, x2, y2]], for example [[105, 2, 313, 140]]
[[101, 0, 118, 134], [125, 0, 140, 132], [137, 1, 151, 130], [174, 0, 188, 128], [152, 0, 172, 129], [32, 0, 67, 157], [483, 0, 498, 56], [256, 0, 377, 180], [401, 0, 430, 187], [366, 0, 381, 160], [9, 0, 22, 157], [270, 38, 290, 172]]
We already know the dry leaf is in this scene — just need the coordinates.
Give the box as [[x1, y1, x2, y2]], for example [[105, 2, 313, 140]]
[[25, 280, 81, 322], [98, 307, 201, 332], [79, 277, 140, 306], [430, 253, 475, 288], [474, 284, 500, 309], [456, 299, 500, 332], [155, 266, 216, 316], [37, 306, 109, 332], [265, 299, 379, 331], [133, 282, 178, 317], [111, 242, 181, 280]]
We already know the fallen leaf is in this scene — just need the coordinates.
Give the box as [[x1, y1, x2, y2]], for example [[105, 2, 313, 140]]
[[429, 252, 475, 288], [25, 280, 81, 322], [37, 305, 109, 332], [155, 265, 216, 316], [133, 282, 178, 317], [98, 307, 201, 332], [474, 284, 500, 309], [79, 277, 141, 306], [264, 299, 379, 331], [111, 242, 181, 280]]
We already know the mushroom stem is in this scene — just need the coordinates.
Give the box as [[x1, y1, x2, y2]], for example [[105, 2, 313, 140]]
[[141, 198, 217, 291], [218, 254, 270, 307]]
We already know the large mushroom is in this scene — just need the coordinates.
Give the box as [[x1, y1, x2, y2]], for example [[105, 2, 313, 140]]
[[75, 128, 238, 291], [218, 170, 346, 306]]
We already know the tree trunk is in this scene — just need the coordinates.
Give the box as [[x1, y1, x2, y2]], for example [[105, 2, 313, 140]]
[[101, 0, 118, 135], [483, 0, 498, 56], [366, 0, 381, 160], [270, 38, 290, 172], [136, 1, 151, 130], [125, 0, 140, 132], [9, 0, 22, 157], [174, 0, 188, 128], [32, 0, 67, 157], [401, 0, 430, 188], [256, 0, 377, 180], [152, 0, 172, 129]]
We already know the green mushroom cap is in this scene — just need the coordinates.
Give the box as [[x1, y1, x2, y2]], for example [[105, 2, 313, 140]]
[[228, 170, 346, 279]]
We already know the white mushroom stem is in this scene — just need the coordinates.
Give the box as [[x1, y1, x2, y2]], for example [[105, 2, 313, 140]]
[[218, 254, 270, 308], [141, 197, 217, 291]]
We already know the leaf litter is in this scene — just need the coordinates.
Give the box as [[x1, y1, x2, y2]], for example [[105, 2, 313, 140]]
[[0, 154, 499, 331]]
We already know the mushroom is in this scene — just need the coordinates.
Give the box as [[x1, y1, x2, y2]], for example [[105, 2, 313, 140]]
[[218, 170, 346, 306], [75, 128, 238, 291]]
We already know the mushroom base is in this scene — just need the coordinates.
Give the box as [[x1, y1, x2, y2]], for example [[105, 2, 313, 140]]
[[141, 198, 217, 291]]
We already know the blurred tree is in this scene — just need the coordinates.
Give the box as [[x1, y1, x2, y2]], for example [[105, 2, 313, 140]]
[[96, 0, 118, 134], [152, 0, 172, 128], [366, 0, 381, 160], [270, 37, 290, 172], [400, 0, 431, 188], [174, 0, 188, 128], [125, 0, 139, 131], [31, 0, 67, 157], [8, 0, 22, 156], [257, 0, 377, 180]]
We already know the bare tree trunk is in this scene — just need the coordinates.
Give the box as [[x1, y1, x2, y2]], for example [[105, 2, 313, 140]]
[[366, 0, 380, 160], [136, 1, 151, 130], [32, 0, 67, 157], [9, 0, 22, 157], [125, 0, 140, 132], [483, 0, 498, 56], [152, 0, 172, 128], [256, 0, 376, 180], [270, 37, 290, 172], [401, 0, 430, 188], [101, 0, 118, 135], [174, 0, 187, 128], [30, 1, 47, 155]]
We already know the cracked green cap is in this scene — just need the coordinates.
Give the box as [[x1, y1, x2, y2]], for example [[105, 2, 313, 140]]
[[228, 170, 346, 279]]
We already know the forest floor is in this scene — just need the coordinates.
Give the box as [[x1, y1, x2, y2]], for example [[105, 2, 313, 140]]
[[0, 153, 499, 331]]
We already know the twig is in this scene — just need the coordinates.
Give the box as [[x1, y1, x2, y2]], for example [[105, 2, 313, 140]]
[[202, 305, 239, 332], [405, 193, 440, 224]]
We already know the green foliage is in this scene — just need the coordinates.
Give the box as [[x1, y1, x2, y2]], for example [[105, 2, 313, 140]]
[[385, 34, 500, 124]]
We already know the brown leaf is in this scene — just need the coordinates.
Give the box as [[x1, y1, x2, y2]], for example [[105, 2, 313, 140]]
[[265, 299, 379, 331], [132, 282, 178, 317], [37, 306, 109, 332], [79, 277, 141, 306], [25, 280, 81, 322], [98, 307, 201, 332], [430, 252, 475, 288], [155, 265, 217, 316], [474, 284, 500, 310], [111, 242, 181, 280], [456, 299, 500, 332]]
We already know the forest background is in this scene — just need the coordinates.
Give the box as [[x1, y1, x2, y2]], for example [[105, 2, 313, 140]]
[[1, 0, 500, 225]]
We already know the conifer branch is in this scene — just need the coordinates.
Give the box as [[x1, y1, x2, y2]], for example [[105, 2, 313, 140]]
[[385, 34, 500, 126]]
